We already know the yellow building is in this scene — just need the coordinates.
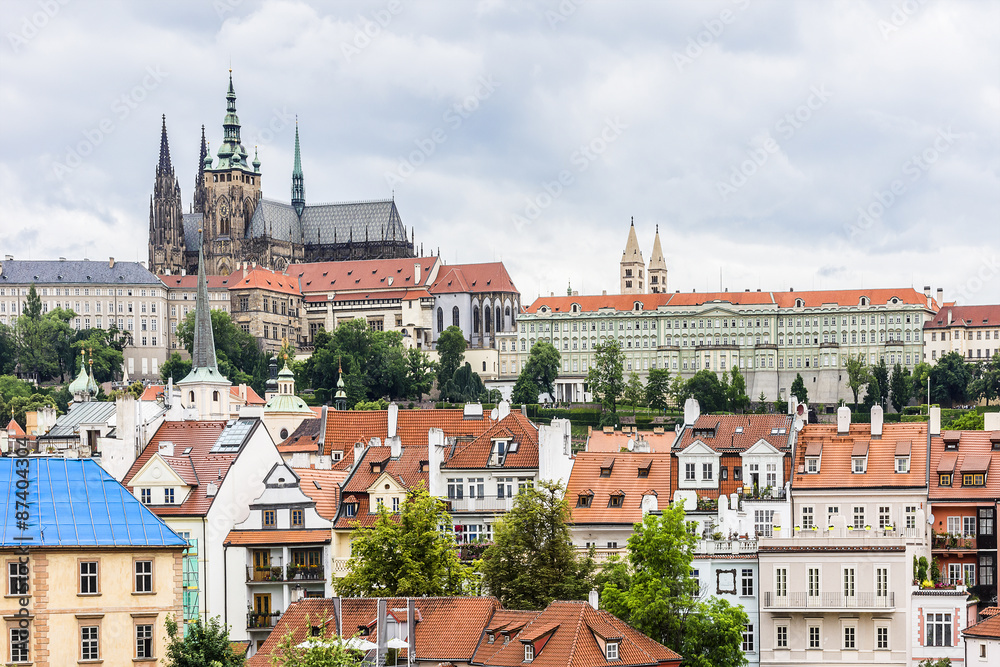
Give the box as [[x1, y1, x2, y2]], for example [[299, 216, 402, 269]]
[[1, 458, 186, 666]]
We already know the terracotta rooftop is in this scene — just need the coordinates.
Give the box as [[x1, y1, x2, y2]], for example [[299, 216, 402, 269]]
[[442, 412, 539, 470], [963, 613, 1000, 639], [295, 467, 348, 521], [429, 262, 519, 295], [123, 421, 237, 516], [474, 609, 542, 664], [223, 528, 331, 546], [925, 304, 1000, 329], [675, 414, 794, 453], [334, 445, 429, 528], [228, 266, 300, 296], [138, 384, 265, 405], [586, 430, 675, 453], [929, 430, 999, 500], [277, 418, 323, 454], [793, 422, 929, 490], [567, 452, 671, 526], [290, 256, 439, 294], [5, 419, 25, 438]]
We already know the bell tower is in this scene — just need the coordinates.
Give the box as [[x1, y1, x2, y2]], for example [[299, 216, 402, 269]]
[[148, 115, 186, 275], [648, 225, 668, 294], [620, 218, 644, 294]]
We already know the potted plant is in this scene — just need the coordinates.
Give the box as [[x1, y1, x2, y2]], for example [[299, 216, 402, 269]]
[[828, 525, 835, 531], [286, 565, 300, 580], [864, 525, 871, 531], [811, 526, 818, 531], [270, 566, 283, 581]]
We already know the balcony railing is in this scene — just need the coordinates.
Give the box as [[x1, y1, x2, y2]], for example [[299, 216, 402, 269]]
[[695, 539, 758, 555], [246, 565, 326, 582], [932, 534, 977, 551], [575, 547, 627, 564], [248, 611, 282, 629], [333, 557, 351, 574], [447, 497, 515, 513], [763, 591, 895, 609]]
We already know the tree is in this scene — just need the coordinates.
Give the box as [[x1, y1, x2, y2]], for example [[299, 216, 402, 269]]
[[587, 340, 625, 414], [931, 352, 974, 407], [14, 284, 59, 380], [865, 358, 889, 411], [600, 504, 748, 667], [268, 618, 357, 666], [790, 373, 808, 404], [175, 309, 263, 389], [161, 352, 193, 384], [623, 372, 645, 416], [72, 329, 125, 384], [726, 367, 750, 413], [441, 362, 486, 403], [645, 368, 672, 411], [969, 352, 1000, 406], [435, 325, 466, 390], [685, 370, 726, 413], [0, 375, 56, 430], [0, 323, 16, 375], [889, 362, 913, 412], [668, 375, 688, 406], [481, 480, 596, 609], [911, 361, 933, 401], [756, 392, 768, 414], [336, 485, 471, 597], [511, 372, 539, 405], [917, 660, 952, 667], [845, 353, 870, 411], [948, 411, 984, 430], [519, 341, 560, 402], [403, 347, 436, 400], [163, 615, 245, 667]]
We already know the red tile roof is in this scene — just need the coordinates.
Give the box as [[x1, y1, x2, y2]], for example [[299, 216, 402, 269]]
[[474, 610, 542, 663], [6, 419, 25, 438], [224, 529, 331, 546], [963, 613, 1000, 639], [567, 452, 672, 525], [482, 600, 682, 666], [228, 267, 300, 296], [123, 421, 236, 516], [139, 384, 265, 406], [442, 413, 539, 470], [586, 430, 675, 453], [770, 288, 933, 309], [295, 467, 347, 521], [278, 418, 323, 454], [290, 257, 439, 294], [334, 445, 429, 529], [675, 414, 793, 453], [429, 262, 519, 295], [925, 304, 1000, 330], [525, 293, 672, 314], [793, 423, 928, 489], [929, 430, 999, 500]]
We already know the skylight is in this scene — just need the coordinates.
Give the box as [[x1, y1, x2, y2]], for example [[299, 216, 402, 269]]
[[212, 419, 254, 452]]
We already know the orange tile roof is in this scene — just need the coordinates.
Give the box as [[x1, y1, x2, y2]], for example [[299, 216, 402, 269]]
[[224, 529, 331, 546], [334, 445, 429, 529], [928, 430, 1000, 500], [474, 609, 542, 663], [159, 274, 235, 289], [290, 257, 439, 294], [295, 467, 348, 521], [675, 414, 793, 453], [770, 288, 933, 309], [6, 419, 25, 438], [525, 293, 672, 314], [442, 413, 539, 470], [232, 385, 266, 406], [228, 267, 300, 296], [139, 385, 165, 401], [567, 452, 671, 525], [482, 600, 682, 666], [793, 423, 929, 490], [429, 262, 519, 295], [123, 421, 236, 516], [925, 304, 1000, 330], [586, 430, 675, 453], [963, 613, 1000, 639]]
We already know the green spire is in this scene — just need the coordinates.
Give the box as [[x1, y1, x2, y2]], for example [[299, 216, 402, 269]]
[[215, 70, 249, 170], [291, 119, 305, 217], [178, 229, 226, 385], [252, 145, 260, 173]]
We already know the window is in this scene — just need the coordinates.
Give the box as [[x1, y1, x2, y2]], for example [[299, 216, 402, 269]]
[[843, 624, 856, 649], [742, 625, 754, 652], [895, 456, 909, 473], [806, 457, 818, 473], [906, 506, 917, 529], [980, 555, 994, 586], [964, 473, 985, 486], [136, 623, 153, 658], [876, 625, 889, 649], [775, 568, 787, 597], [81, 625, 100, 660], [577, 494, 592, 508], [776, 624, 788, 649], [392, 497, 400, 513], [134, 560, 153, 593], [808, 568, 820, 597], [879, 506, 891, 529], [852, 457, 866, 473], [964, 516, 977, 537], [853, 506, 865, 529], [9, 627, 29, 663], [925, 612, 952, 647], [606, 641, 619, 660], [291, 509, 304, 527], [843, 568, 855, 598], [263, 510, 276, 527], [609, 494, 624, 508], [685, 463, 695, 481], [447, 479, 464, 500], [980, 508, 995, 535], [140, 488, 151, 504], [801, 506, 814, 529], [741, 569, 754, 596], [939, 473, 952, 486], [754, 510, 774, 537], [7, 561, 25, 596], [808, 625, 820, 649], [164, 488, 175, 504], [80, 561, 99, 594], [964, 562, 976, 587], [524, 643, 534, 661]]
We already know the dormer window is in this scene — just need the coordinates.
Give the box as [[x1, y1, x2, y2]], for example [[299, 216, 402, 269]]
[[943, 432, 961, 450], [964, 473, 986, 487], [600, 457, 615, 477], [487, 633, 494, 644], [577, 492, 593, 508], [895, 456, 910, 473], [637, 460, 651, 478], [939, 473, 952, 486], [371, 463, 382, 474], [852, 457, 867, 474], [608, 492, 624, 508], [344, 503, 357, 518], [806, 457, 819, 473], [263, 510, 276, 527], [606, 641, 619, 660], [164, 488, 175, 504], [524, 643, 534, 661], [491, 441, 508, 467]]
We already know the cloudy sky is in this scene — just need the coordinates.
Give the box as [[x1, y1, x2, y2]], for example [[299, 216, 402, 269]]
[[1, 0, 998, 305]]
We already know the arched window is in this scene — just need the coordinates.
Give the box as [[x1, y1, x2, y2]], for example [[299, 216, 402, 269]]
[[212, 391, 219, 402], [452, 306, 460, 328], [188, 391, 194, 403], [496, 306, 501, 332], [473, 307, 480, 333], [485, 308, 492, 333], [437, 307, 444, 332]]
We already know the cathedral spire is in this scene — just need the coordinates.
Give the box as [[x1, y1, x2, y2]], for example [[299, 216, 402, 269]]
[[181, 229, 221, 379], [291, 119, 305, 217], [216, 70, 249, 169], [197, 125, 208, 178], [157, 114, 173, 176]]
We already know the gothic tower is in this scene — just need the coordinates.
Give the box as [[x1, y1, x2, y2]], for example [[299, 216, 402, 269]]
[[620, 218, 645, 294], [199, 70, 262, 275], [648, 225, 668, 294], [291, 120, 305, 217], [193, 125, 208, 215], [148, 115, 186, 275]]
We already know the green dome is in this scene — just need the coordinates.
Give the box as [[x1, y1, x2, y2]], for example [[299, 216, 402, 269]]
[[264, 393, 313, 414], [68, 359, 90, 395]]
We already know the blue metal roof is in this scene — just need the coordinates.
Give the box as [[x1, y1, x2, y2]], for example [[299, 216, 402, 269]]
[[0, 458, 188, 548], [0, 260, 163, 285]]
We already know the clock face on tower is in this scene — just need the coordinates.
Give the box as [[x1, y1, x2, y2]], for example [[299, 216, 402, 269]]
[[219, 199, 230, 218]]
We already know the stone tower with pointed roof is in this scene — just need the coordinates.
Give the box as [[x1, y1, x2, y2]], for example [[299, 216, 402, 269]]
[[291, 120, 305, 217], [648, 225, 668, 294], [620, 218, 645, 294], [176, 231, 232, 420], [148, 115, 187, 275]]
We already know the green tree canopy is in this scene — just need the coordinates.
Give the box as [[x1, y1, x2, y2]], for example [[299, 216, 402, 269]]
[[0, 375, 57, 430], [845, 353, 870, 411], [931, 352, 973, 407], [518, 341, 561, 402], [481, 480, 596, 610], [790, 373, 808, 404], [969, 352, 1000, 406], [889, 362, 913, 412], [511, 372, 540, 405], [0, 323, 16, 375], [336, 485, 472, 597], [268, 617, 357, 666], [174, 309, 264, 389], [600, 504, 749, 667], [726, 367, 750, 413], [623, 372, 645, 415], [645, 368, 672, 411], [441, 362, 486, 403], [587, 340, 625, 413], [163, 615, 245, 667], [685, 370, 726, 413], [435, 325, 467, 389]]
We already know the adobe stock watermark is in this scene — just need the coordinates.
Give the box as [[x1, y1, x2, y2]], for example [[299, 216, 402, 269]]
[[245, 107, 296, 151], [673, 0, 751, 71], [341, 0, 404, 63], [383, 75, 500, 188], [511, 117, 628, 230], [7, 0, 71, 53], [954, 253, 1000, 304], [546, 0, 585, 29], [716, 84, 831, 201], [877, 0, 930, 40], [52, 66, 169, 180], [845, 127, 957, 240], [213, 0, 243, 21]]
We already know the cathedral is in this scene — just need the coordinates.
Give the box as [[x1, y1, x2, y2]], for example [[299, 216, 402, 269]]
[[620, 219, 668, 294], [149, 72, 415, 276]]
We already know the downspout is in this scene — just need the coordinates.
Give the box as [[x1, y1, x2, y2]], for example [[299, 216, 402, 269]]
[[223, 543, 228, 628]]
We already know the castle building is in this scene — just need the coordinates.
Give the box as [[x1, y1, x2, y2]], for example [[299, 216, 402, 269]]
[[149, 72, 415, 277], [620, 219, 667, 294]]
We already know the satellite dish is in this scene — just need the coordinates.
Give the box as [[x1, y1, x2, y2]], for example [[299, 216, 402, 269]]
[[490, 408, 499, 420], [793, 419, 804, 432]]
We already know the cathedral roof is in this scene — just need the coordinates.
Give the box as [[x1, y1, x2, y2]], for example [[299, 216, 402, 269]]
[[183, 213, 204, 251], [247, 198, 408, 248], [649, 227, 667, 270], [622, 220, 643, 264]]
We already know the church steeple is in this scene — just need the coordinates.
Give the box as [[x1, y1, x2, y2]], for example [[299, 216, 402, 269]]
[[291, 119, 305, 217], [215, 70, 249, 170], [157, 114, 172, 176], [620, 217, 645, 295], [149, 115, 185, 275], [193, 124, 209, 215], [648, 224, 668, 293]]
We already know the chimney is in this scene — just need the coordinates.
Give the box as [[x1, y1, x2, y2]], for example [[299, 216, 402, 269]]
[[388, 402, 398, 438], [588, 589, 600, 609], [3, 255, 12, 261], [414, 263, 421, 285], [376, 599, 388, 662], [158, 440, 174, 457], [984, 412, 1000, 431], [389, 436, 401, 459], [602, 290, 607, 296], [683, 398, 700, 426], [929, 406, 941, 436], [936, 288, 943, 307], [947, 309, 952, 325], [353, 441, 365, 469], [837, 406, 851, 434], [109, 257, 115, 268], [407, 598, 416, 655], [497, 400, 510, 421], [870, 405, 883, 437], [206, 482, 218, 497], [58, 257, 65, 261]]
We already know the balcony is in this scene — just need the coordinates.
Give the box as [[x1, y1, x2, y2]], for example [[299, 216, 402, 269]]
[[246, 565, 326, 583], [447, 497, 515, 513], [762, 591, 895, 610], [248, 611, 282, 629], [575, 547, 627, 564], [333, 557, 351, 575], [695, 539, 758, 556], [932, 534, 977, 552]]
